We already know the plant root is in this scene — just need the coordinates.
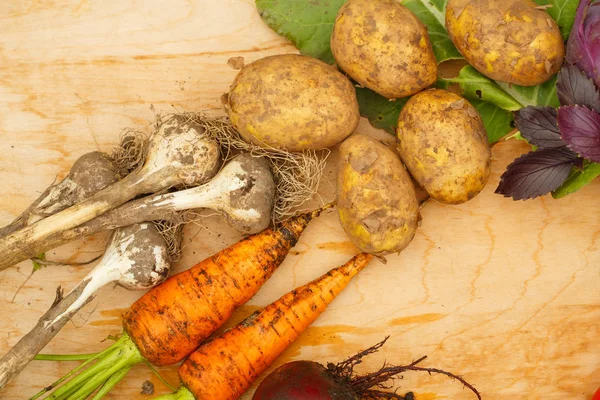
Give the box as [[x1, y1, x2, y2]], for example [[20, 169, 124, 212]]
[[327, 337, 482, 400], [29, 254, 103, 267], [183, 112, 329, 223], [109, 130, 148, 177], [154, 218, 185, 262]]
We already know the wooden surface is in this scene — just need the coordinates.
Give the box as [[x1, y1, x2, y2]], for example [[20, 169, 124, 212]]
[[0, 1, 598, 399]]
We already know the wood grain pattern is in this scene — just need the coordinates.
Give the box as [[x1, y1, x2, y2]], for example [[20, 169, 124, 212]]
[[0, 1, 598, 399]]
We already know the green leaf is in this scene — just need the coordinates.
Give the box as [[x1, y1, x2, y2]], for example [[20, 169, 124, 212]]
[[255, 0, 347, 64], [470, 98, 515, 144], [357, 85, 511, 143], [401, 0, 462, 63], [496, 75, 560, 108], [32, 253, 46, 272], [356, 88, 407, 134], [552, 162, 600, 198], [445, 66, 523, 111], [504, 131, 539, 151], [533, 0, 579, 40], [505, 130, 536, 145], [255, 0, 462, 66], [446, 65, 560, 110]]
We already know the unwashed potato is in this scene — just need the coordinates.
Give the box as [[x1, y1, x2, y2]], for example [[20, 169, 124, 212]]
[[337, 134, 419, 255], [446, 0, 564, 86], [330, 0, 437, 99], [224, 54, 360, 152], [397, 89, 491, 205]]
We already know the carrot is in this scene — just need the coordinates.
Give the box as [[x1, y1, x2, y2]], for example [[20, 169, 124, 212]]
[[156, 252, 373, 400], [31, 205, 330, 400]]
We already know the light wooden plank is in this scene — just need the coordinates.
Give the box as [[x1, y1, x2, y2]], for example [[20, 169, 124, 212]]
[[0, 1, 598, 399]]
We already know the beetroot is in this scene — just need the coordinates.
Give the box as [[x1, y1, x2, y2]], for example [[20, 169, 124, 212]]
[[252, 361, 358, 400], [253, 338, 479, 400]]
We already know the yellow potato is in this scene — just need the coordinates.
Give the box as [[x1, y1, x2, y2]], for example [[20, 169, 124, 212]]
[[330, 0, 438, 99], [224, 54, 360, 152], [337, 134, 419, 255], [397, 89, 491, 204], [446, 0, 564, 86]]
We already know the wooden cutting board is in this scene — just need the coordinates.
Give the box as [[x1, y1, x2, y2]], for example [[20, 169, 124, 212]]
[[0, 1, 598, 399]]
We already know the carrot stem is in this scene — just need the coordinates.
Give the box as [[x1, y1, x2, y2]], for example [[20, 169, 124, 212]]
[[29, 339, 122, 400], [153, 386, 195, 400], [145, 362, 177, 392], [48, 350, 122, 400], [34, 354, 99, 361], [90, 366, 132, 400], [68, 349, 141, 400], [30, 333, 143, 400]]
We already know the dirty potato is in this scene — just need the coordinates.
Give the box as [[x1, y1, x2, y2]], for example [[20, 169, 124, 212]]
[[224, 54, 360, 152], [397, 89, 491, 204], [337, 134, 419, 255], [446, 0, 564, 86], [330, 0, 438, 99]]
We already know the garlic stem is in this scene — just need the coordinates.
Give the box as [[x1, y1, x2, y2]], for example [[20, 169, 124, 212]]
[[0, 116, 219, 272], [0, 223, 170, 389]]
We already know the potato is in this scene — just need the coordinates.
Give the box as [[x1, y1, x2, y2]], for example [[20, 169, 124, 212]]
[[337, 134, 419, 255], [397, 89, 491, 204], [330, 0, 437, 99], [224, 54, 360, 152], [446, 0, 564, 86]]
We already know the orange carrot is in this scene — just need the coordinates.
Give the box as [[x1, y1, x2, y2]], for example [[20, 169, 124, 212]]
[[157, 252, 373, 400], [123, 205, 327, 366], [31, 206, 329, 400]]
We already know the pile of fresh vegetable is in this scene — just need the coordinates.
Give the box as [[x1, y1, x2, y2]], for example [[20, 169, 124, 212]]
[[256, 0, 599, 200], [0, 0, 594, 398], [497, 0, 600, 199]]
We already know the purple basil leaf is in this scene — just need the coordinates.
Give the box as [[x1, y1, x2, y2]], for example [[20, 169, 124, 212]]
[[557, 63, 600, 112], [567, 0, 600, 89], [515, 106, 565, 148], [495, 147, 579, 200], [558, 105, 600, 162], [573, 157, 586, 171]]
